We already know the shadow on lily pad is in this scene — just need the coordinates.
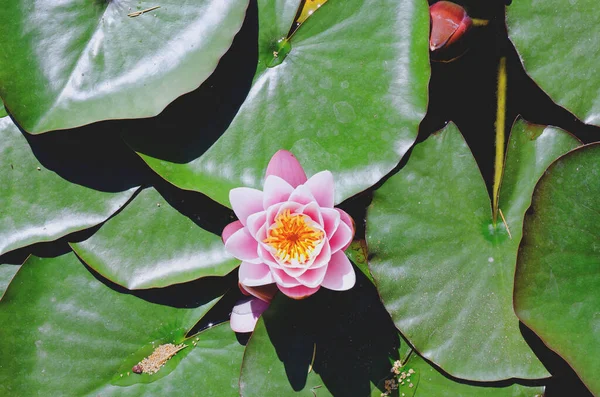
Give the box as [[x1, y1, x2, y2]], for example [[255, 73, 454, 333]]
[[121, 0, 258, 164], [81, 256, 237, 309], [20, 120, 149, 193], [263, 268, 400, 395]]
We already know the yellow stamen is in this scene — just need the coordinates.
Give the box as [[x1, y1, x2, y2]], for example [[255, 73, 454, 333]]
[[264, 210, 324, 265]]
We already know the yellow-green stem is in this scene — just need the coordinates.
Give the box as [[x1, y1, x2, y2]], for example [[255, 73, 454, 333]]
[[493, 56, 507, 224]]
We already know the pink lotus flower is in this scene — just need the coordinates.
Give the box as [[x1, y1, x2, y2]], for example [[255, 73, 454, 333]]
[[224, 150, 356, 332]]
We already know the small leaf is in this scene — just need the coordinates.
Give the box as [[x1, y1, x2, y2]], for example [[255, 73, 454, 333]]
[[346, 240, 374, 283], [515, 144, 600, 395]]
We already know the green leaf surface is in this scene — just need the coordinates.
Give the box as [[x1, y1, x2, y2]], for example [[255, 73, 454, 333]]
[[0, 0, 249, 133], [0, 264, 20, 299], [71, 187, 239, 289], [367, 120, 579, 381], [0, 115, 137, 256], [515, 144, 600, 395], [0, 253, 243, 396], [391, 336, 544, 397], [347, 240, 375, 283], [507, 0, 600, 125], [134, 0, 430, 207]]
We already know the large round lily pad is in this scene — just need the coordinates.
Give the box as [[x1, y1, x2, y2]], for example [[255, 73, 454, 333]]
[[71, 187, 239, 289], [367, 120, 579, 381], [0, 115, 137, 256], [0, 0, 249, 133], [0, 253, 243, 396], [515, 144, 600, 395], [133, 0, 430, 207], [507, 0, 600, 125]]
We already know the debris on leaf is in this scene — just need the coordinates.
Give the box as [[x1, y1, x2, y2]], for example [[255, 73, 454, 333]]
[[132, 343, 186, 375], [381, 360, 417, 396]]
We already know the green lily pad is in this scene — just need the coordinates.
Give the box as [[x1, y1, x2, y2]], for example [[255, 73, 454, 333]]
[[367, 120, 580, 381], [0, 264, 20, 299], [133, 0, 430, 207], [515, 144, 600, 395], [0, 115, 137, 256], [507, 0, 600, 125], [0, 253, 243, 396], [0, 0, 249, 133], [71, 187, 239, 289]]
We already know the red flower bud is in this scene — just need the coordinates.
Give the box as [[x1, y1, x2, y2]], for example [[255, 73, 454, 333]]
[[429, 1, 472, 52]]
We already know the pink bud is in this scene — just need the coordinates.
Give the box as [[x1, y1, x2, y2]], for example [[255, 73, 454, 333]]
[[429, 1, 472, 52]]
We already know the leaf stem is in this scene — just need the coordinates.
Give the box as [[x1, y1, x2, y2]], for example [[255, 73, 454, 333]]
[[128, 6, 160, 18], [499, 208, 512, 239], [307, 343, 317, 374], [492, 56, 507, 224], [472, 18, 489, 26]]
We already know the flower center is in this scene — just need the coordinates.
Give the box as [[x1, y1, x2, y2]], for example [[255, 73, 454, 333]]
[[264, 210, 324, 265]]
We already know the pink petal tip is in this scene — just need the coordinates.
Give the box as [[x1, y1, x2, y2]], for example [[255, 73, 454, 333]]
[[265, 150, 308, 188], [222, 220, 243, 244]]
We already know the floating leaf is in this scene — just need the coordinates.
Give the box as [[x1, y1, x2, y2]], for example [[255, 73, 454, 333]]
[[71, 187, 239, 289], [0, 0, 249, 133], [367, 120, 579, 380], [515, 144, 600, 395], [0, 115, 137, 256], [507, 0, 600, 125], [0, 253, 243, 395], [133, 0, 430, 207]]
